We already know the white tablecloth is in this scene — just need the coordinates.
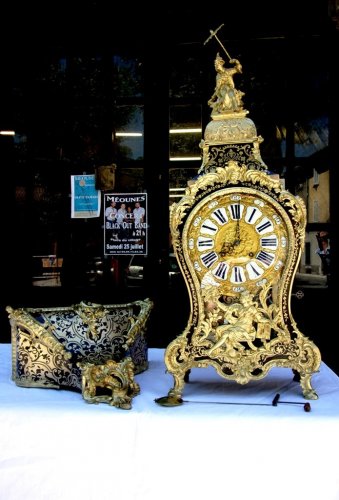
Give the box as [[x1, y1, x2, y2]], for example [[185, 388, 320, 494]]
[[1, 344, 339, 500]]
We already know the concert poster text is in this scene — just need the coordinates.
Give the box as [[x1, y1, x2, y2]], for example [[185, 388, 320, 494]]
[[104, 193, 148, 255]]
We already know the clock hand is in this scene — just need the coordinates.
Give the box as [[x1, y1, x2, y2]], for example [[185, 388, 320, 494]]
[[234, 218, 241, 246], [219, 217, 242, 256], [220, 240, 234, 257]]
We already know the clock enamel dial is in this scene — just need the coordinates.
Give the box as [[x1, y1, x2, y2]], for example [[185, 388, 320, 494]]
[[185, 187, 289, 296]]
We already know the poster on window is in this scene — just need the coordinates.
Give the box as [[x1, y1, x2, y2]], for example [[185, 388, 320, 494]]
[[71, 174, 101, 218], [104, 193, 148, 255]]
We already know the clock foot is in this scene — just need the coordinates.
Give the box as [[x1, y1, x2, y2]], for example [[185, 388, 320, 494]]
[[302, 389, 318, 400], [154, 395, 183, 407], [299, 372, 319, 400]]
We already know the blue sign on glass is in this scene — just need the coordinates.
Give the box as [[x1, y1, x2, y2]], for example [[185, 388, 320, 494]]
[[71, 175, 101, 218]]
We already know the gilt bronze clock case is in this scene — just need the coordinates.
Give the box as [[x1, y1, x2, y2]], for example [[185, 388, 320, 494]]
[[156, 52, 321, 407]]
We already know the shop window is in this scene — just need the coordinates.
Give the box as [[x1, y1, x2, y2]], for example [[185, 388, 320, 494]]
[[169, 104, 202, 161], [112, 55, 144, 98], [113, 105, 144, 162]]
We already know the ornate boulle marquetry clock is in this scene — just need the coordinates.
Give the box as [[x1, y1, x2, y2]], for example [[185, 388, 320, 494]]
[[156, 36, 321, 407]]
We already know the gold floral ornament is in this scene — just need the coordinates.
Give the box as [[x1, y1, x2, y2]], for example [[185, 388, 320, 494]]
[[206, 291, 272, 357], [73, 301, 110, 340], [78, 357, 140, 410]]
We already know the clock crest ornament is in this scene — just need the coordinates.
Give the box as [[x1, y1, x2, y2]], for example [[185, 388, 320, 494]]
[[156, 34, 321, 407]]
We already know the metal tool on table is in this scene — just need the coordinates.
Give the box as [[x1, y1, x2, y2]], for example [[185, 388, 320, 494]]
[[159, 393, 311, 412]]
